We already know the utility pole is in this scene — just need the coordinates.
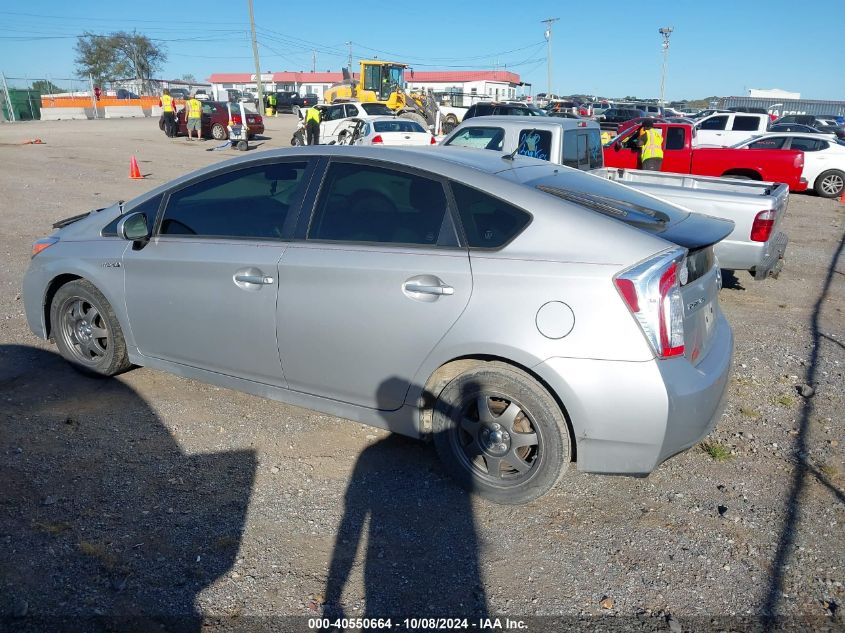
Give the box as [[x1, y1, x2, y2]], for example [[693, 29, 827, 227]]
[[312, 49, 316, 73], [345, 41, 353, 72], [541, 17, 559, 98], [247, 0, 264, 108], [658, 26, 674, 106]]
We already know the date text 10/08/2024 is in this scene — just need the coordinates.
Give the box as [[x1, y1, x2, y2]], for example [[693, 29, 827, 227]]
[[308, 618, 528, 630]]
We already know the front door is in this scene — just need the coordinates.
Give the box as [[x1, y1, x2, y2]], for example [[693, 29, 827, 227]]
[[277, 160, 472, 410], [124, 159, 312, 385]]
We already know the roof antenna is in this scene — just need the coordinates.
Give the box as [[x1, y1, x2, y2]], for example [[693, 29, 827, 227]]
[[502, 128, 536, 161]]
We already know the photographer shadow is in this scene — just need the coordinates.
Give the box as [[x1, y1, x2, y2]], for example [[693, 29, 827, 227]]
[[323, 377, 489, 623], [0, 344, 256, 632]]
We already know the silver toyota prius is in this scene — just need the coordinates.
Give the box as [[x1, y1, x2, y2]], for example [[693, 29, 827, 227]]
[[23, 146, 734, 504]]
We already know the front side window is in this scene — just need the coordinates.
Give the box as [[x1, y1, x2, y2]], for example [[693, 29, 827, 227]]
[[451, 182, 531, 248], [308, 162, 447, 245], [732, 116, 761, 131], [698, 115, 728, 130], [445, 126, 505, 150], [517, 129, 552, 160], [159, 162, 308, 239]]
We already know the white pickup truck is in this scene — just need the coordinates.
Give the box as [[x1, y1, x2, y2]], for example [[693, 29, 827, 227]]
[[441, 116, 789, 280], [694, 112, 771, 146]]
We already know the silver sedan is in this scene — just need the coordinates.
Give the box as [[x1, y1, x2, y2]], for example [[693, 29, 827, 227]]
[[24, 146, 734, 504]]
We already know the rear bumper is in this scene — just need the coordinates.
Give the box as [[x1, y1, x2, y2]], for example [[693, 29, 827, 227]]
[[792, 178, 809, 192], [715, 230, 788, 277], [536, 313, 733, 474]]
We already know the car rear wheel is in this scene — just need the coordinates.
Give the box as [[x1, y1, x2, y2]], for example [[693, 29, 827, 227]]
[[51, 279, 131, 377], [815, 170, 845, 198], [211, 123, 228, 140], [432, 362, 570, 504]]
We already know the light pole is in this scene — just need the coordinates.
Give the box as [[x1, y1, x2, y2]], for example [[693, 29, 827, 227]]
[[659, 26, 673, 106], [541, 17, 559, 98]]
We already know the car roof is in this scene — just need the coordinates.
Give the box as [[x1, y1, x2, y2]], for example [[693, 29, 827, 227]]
[[454, 115, 599, 130], [744, 132, 838, 141]]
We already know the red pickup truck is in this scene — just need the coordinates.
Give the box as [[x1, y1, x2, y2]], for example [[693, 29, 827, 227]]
[[603, 122, 808, 192]]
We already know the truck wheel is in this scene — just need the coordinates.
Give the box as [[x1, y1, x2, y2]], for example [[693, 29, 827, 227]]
[[432, 362, 571, 505], [815, 170, 845, 198], [292, 105, 300, 117], [442, 114, 459, 134], [50, 279, 131, 377], [211, 123, 228, 140], [399, 111, 429, 129]]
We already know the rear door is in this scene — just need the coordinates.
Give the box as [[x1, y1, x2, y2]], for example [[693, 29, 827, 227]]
[[724, 114, 764, 145], [277, 160, 471, 410], [124, 159, 313, 386], [320, 105, 347, 143], [661, 125, 690, 173], [786, 136, 830, 183]]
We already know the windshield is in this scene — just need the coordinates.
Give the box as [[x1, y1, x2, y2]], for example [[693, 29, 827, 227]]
[[373, 120, 425, 133], [361, 103, 394, 115]]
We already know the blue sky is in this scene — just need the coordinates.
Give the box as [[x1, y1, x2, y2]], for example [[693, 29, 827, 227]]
[[2, 0, 843, 101]]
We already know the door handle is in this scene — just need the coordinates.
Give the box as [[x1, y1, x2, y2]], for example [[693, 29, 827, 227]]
[[403, 282, 454, 296], [234, 274, 274, 285]]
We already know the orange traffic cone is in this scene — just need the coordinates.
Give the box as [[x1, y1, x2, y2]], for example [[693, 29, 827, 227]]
[[129, 156, 144, 180], [840, 186, 845, 203]]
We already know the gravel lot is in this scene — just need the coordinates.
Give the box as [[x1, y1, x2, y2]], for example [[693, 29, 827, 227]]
[[0, 117, 843, 632]]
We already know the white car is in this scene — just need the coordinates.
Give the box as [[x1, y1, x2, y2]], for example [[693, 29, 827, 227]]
[[734, 133, 845, 198], [349, 116, 436, 146], [316, 101, 395, 144], [695, 112, 770, 146]]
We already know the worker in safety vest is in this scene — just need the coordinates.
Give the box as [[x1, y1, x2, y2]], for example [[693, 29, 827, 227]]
[[159, 89, 176, 138], [305, 106, 321, 145], [185, 93, 203, 141], [636, 118, 664, 171], [268, 92, 277, 116]]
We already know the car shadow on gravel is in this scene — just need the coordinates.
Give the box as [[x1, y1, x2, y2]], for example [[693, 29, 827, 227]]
[[762, 230, 845, 627], [0, 344, 257, 632], [322, 377, 488, 624]]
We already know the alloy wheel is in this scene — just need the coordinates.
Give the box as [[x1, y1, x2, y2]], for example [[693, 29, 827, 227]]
[[59, 298, 110, 366], [821, 173, 844, 196]]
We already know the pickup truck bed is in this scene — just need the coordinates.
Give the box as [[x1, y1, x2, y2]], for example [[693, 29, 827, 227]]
[[592, 168, 790, 279]]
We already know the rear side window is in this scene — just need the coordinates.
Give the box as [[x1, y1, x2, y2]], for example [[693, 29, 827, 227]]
[[748, 137, 786, 149], [517, 129, 552, 160], [790, 138, 827, 152], [308, 162, 447, 245], [451, 182, 531, 248], [373, 120, 425, 133], [445, 127, 504, 150], [666, 127, 686, 150], [562, 130, 603, 170], [699, 116, 728, 130], [732, 116, 761, 131], [101, 194, 163, 237], [159, 162, 308, 239]]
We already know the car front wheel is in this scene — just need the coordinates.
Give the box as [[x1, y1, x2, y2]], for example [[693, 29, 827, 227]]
[[432, 362, 571, 504], [815, 169, 845, 198], [50, 279, 131, 377]]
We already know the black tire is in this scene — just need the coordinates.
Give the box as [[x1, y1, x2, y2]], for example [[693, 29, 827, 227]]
[[291, 131, 305, 146], [442, 114, 459, 134], [814, 169, 845, 198], [292, 105, 300, 117], [211, 123, 228, 140], [399, 111, 429, 129], [432, 362, 570, 504], [50, 279, 131, 377]]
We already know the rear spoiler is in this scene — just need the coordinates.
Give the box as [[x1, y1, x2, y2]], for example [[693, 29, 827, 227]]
[[51, 202, 122, 229]]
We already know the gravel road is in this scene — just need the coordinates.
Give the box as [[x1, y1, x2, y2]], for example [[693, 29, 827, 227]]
[[0, 117, 842, 632]]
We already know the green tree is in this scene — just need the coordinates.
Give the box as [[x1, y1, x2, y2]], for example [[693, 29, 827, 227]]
[[74, 31, 166, 88], [30, 80, 63, 95]]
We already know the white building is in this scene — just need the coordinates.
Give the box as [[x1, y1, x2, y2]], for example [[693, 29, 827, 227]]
[[748, 88, 801, 100], [207, 69, 523, 105]]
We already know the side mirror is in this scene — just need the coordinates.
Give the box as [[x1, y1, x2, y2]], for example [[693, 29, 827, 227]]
[[117, 212, 149, 241]]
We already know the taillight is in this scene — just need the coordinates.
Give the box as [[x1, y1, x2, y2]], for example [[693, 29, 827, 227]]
[[254, 115, 262, 123], [794, 153, 803, 168], [231, 114, 242, 125], [430, 135, 437, 145], [371, 134, 383, 144], [751, 209, 775, 242], [613, 249, 686, 359], [32, 237, 59, 258]]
